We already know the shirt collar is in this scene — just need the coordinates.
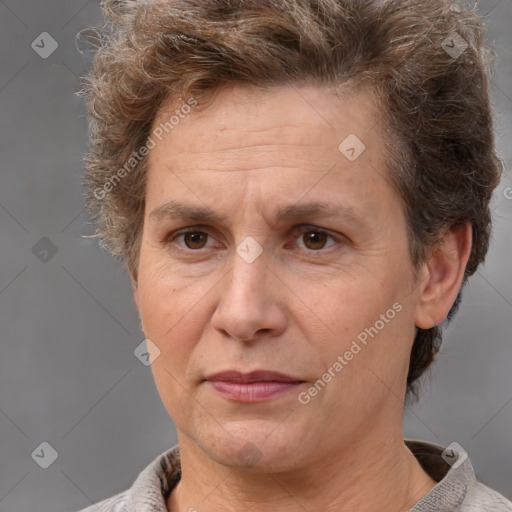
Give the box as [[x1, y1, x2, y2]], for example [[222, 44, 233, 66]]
[[125, 439, 474, 511]]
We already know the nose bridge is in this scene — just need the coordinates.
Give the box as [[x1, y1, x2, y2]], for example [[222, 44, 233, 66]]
[[211, 240, 284, 341], [227, 240, 268, 305]]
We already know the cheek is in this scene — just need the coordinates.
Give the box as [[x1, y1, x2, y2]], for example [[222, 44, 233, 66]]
[[139, 267, 210, 421], [312, 275, 411, 370], [138, 250, 203, 322], [136, 261, 210, 368], [314, 278, 388, 335]]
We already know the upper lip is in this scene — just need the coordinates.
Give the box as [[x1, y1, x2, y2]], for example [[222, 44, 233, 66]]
[[205, 370, 304, 383]]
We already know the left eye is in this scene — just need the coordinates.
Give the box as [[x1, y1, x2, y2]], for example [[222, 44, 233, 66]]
[[293, 228, 337, 251], [173, 230, 213, 250]]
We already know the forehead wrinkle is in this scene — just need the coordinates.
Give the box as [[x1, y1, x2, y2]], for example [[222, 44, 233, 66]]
[[165, 141, 338, 176], [188, 143, 323, 155]]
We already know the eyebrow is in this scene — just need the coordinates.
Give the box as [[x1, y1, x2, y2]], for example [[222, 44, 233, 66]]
[[149, 200, 360, 225]]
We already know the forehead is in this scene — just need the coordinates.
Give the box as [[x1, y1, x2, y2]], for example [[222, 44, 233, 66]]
[[151, 84, 381, 156], [145, 84, 395, 226]]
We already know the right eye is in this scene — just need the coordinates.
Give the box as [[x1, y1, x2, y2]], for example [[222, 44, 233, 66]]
[[166, 228, 216, 251]]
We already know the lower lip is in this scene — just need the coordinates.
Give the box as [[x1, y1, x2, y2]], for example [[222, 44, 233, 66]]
[[207, 381, 303, 402]]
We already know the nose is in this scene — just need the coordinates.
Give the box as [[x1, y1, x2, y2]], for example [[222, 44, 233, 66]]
[[210, 247, 287, 342]]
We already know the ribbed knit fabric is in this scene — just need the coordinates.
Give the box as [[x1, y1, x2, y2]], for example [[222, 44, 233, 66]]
[[77, 439, 512, 511]]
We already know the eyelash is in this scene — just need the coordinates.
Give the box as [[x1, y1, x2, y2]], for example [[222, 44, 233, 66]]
[[165, 225, 342, 254]]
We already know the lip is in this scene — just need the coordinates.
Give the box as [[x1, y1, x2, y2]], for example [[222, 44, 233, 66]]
[[205, 370, 305, 402], [206, 370, 302, 383]]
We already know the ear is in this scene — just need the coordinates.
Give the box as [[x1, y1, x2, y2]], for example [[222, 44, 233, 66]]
[[414, 223, 472, 329]]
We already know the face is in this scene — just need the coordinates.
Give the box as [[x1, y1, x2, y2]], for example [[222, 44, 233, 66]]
[[134, 84, 423, 472]]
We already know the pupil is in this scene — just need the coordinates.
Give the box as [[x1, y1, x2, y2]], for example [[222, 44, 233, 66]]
[[305, 232, 326, 249], [186, 232, 206, 248]]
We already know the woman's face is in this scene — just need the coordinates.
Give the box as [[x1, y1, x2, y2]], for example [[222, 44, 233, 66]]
[[134, 84, 423, 471]]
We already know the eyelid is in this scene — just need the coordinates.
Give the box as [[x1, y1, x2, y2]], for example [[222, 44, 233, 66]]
[[291, 224, 338, 237]]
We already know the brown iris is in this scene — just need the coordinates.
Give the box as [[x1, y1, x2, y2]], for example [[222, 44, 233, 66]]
[[184, 231, 208, 249], [302, 231, 328, 250]]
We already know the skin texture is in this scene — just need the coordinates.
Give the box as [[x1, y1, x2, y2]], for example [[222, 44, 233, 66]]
[[132, 84, 471, 512]]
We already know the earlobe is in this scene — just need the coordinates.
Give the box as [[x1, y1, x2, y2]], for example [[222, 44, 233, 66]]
[[414, 223, 472, 329]]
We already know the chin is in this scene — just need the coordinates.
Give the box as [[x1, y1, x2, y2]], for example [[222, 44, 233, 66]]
[[194, 419, 313, 472]]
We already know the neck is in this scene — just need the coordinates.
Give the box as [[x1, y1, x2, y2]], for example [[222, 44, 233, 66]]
[[167, 430, 437, 512]]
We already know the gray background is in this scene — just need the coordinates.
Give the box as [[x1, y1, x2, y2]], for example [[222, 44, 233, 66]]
[[0, 1, 510, 510]]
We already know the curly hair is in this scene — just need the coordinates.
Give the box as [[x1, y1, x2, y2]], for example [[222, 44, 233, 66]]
[[78, 0, 502, 400]]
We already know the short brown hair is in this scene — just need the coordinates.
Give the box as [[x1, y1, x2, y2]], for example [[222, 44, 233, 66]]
[[79, 0, 502, 400]]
